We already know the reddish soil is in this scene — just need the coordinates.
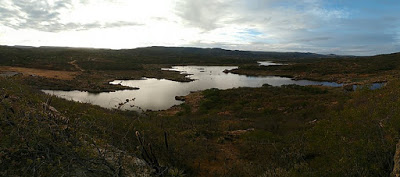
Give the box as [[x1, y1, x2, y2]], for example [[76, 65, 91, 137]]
[[0, 66, 79, 80]]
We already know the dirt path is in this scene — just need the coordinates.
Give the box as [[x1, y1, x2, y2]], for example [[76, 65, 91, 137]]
[[0, 66, 79, 80], [68, 60, 85, 71]]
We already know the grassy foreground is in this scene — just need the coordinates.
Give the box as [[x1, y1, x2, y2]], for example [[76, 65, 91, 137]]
[[0, 77, 153, 176], [2, 75, 400, 176]]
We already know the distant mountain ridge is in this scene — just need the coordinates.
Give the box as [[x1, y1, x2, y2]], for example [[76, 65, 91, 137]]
[[1, 45, 348, 60], [123, 46, 346, 60]]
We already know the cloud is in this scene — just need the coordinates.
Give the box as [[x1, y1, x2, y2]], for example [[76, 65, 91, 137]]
[[175, 0, 232, 31], [175, 0, 335, 45], [0, 0, 142, 32], [0, 0, 71, 31], [176, 0, 348, 31], [174, 0, 400, 55]]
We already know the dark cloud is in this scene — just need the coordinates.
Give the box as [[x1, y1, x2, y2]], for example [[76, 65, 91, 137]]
[[1, 0, 73, 31], [0, 6, 15, 18], [0, 0, 141, 32], [296, 37, 331, 43]]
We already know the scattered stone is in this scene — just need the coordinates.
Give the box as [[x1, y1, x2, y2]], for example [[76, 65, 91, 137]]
[[308, 119, 318, 124], [0, 71, 22, 77], [217, 111, 232, 116], [42, 103, 69, 122], [226, 128, 255, 136]]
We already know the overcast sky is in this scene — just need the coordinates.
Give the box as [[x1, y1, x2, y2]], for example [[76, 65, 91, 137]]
[[0, 0, 399, 55]]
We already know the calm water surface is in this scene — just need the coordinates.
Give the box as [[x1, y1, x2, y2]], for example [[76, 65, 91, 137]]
[[257, 61, 287, 66], [352, 83, 386, 91], [43, 66, 342, 111]]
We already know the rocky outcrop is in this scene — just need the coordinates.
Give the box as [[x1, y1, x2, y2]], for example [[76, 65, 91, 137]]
[[0, 71, 22, 77], [392, 140, 400, 177]]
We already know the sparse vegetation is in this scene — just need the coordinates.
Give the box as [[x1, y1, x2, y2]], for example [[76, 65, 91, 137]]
[[231, 53, 400, 84], [1, 46, 400, 176]]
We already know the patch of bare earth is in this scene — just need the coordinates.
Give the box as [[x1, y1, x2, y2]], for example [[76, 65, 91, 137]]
[[0, 66, 79, 80]]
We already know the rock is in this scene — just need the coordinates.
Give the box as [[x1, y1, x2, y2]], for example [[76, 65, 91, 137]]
[[392, 140, 400, 177], [308, 119, 318, 124], [0, 72, 22, 77], [175, 96, 185, 101], [42, 103, 69, 122], [217, 111, 232, 116], [226, 128, 255, 136]]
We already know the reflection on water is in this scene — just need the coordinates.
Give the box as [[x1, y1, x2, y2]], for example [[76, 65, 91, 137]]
[[257, 61, 287, 66], [352, 83, 386, 91], [43, 66, 343, 111]]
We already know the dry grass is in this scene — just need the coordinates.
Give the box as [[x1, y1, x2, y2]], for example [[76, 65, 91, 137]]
[[159, 91, 204, 116], [0, 66, 79, 80]]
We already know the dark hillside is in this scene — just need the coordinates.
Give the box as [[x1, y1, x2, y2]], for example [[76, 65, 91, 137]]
[[0, 45, 340, 70]]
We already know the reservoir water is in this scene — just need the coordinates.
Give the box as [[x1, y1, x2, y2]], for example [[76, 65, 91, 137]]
[[43, 65, 343, 111]]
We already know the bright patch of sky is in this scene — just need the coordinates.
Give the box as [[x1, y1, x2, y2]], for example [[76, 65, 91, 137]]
[[0, 0, 399, 55]]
